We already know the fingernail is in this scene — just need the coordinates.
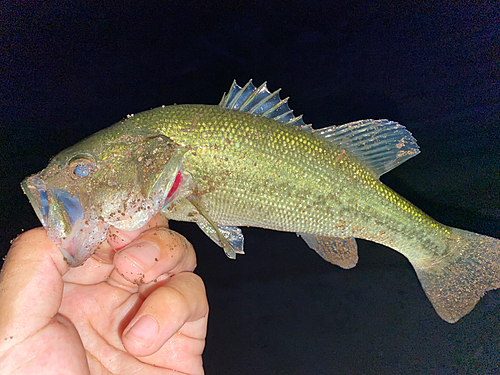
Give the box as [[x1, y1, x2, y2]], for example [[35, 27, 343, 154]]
[[120, 241, 160, 272], [125, 315, 159, 347]]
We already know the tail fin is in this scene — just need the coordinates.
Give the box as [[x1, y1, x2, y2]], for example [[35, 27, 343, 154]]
[[411, 228, 500, 323]]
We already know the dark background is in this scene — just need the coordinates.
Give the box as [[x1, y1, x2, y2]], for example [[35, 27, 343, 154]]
[[1, 1, 499, 374]]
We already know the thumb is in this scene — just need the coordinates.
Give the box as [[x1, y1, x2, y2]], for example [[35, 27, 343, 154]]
[[0, 228, 70, 350]]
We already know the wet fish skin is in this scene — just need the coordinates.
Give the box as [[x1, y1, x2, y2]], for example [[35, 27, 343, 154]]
[[21, 81, 500, 323], [133, 105, 445, 260], [133, 103, 500, 323]]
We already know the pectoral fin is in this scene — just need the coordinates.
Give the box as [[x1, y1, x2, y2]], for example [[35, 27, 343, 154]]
[[299, 233, 358, 269], [187, 195, 243, 259], [197, 222, 244, 255]]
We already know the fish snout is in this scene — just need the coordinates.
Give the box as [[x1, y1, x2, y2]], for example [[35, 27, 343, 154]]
[[21, 174, 108, 266]]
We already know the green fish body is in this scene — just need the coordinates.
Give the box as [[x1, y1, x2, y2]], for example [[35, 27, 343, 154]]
[[22, 80, 500, 323]]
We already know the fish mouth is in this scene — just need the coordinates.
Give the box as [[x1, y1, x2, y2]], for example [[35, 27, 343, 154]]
[[21, 176, 49, 227], [21, 175, 108, 266]]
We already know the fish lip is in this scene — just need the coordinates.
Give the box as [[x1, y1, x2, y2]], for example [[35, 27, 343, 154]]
[[56, 219, 110, 267], [21, 174, 107, 266], [21, 175, 48, 227]]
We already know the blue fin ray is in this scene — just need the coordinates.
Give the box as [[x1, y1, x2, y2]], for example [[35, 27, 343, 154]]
[[315, 119, 420, 178], [220, 80, 309, 128]]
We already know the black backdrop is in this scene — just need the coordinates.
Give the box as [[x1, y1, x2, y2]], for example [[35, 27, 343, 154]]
[[1, 1, 499, 374]]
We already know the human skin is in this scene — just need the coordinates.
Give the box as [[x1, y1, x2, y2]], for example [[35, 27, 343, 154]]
[[0, 214, 208, 375]]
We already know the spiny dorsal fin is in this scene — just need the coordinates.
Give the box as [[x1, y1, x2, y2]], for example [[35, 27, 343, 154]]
[[314, 119, 420, 178], [220, 80, 310, 128]]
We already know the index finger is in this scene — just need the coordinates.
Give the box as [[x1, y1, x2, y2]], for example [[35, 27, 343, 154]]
[[110, 228, 197, 289]]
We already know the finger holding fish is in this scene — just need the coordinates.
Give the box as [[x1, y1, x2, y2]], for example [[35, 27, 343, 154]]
[[62, 213, 171, 285], [110, 227, 197, 291], [58, 216, 206, 373], [109, 223, 206, 367]]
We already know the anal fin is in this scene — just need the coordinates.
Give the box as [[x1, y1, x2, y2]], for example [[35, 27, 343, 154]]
[[299, 233, 358, 269]]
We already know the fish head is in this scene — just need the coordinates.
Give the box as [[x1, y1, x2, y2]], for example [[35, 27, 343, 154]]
[[22, 125, 187, 266]]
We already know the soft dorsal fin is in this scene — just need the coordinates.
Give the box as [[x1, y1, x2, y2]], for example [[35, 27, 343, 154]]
[[314, 119, 420, 178], [219, 80, 311, 129]]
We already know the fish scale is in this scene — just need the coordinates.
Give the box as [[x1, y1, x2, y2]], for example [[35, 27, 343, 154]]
[[22, 80, 500, 323], [134, 104, 442, 256]]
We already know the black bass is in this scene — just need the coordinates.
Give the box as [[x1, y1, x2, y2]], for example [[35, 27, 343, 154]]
[[22, 80, 500, 323]]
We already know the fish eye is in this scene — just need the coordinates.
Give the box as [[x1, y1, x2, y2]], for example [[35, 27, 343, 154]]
[[67, 156, 95, 179]]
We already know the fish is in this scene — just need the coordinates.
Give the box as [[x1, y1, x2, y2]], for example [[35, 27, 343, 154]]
[[22, 80, 500, 323]]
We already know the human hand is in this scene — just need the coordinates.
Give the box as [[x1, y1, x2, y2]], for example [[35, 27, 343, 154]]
[[0, 214, 208, 375]]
